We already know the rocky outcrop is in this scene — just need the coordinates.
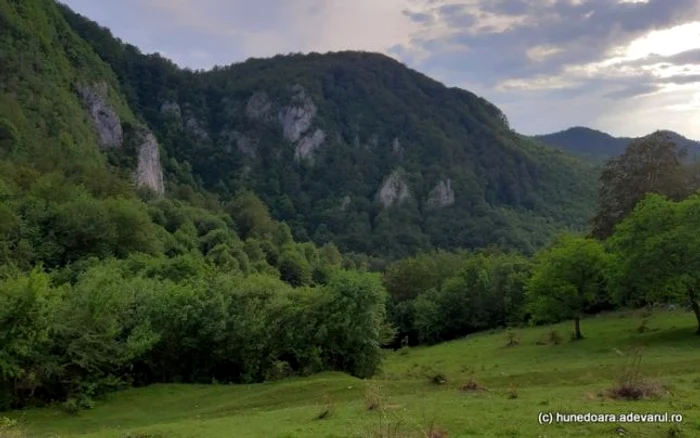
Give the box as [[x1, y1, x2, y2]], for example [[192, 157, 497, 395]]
[[278, 86, 317, 143], [427, 179, 455, 208], [378, 170, 411, 207], [134, 128, 165, 195], [78, 82, 122, 149], [340, 195, 352, 211], [295, 129, 326, 162], [245, 85, 323, 161]]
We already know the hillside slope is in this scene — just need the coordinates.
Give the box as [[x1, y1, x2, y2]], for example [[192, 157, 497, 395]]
[[11, 310, 699, 437], [0, 0, 165, 195], [59, 6, 598, 257], [534, 127, 700, 162]]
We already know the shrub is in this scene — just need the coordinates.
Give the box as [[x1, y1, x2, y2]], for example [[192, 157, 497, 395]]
[[316, 394, 336, 420], [536, 329, 562, 345], [505, 330, 519, 347], [459, 377, 487, 393], [606, 349, 665, 400], [364, 381, 384, 411]]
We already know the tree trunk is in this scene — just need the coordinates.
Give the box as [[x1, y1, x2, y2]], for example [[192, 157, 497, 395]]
[[689, 292, 700, 335], [573, 316, 583, 340]]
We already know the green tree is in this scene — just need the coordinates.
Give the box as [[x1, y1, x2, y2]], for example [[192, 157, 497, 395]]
[[227, 191, 277, 239], [52, 265, 160, 400], [526, 235, 609, 340], [591, 131, 688, 239], [608, 193, 700, 334], [0, 267, 60, 409], [318, 270, 393, 378], [383, 251, 465, 302], [278, 248, 312, 287], [52, 196, 118, 264]]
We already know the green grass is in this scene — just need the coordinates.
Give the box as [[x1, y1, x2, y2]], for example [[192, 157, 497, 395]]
[[4, 309, 700, 437]]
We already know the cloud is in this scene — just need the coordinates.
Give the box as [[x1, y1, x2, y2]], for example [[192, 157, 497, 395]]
[[394, 0, 700, 136], [398, 0, 700, 85], [603, 84, 661, 100], [62, 0, 419, 68]]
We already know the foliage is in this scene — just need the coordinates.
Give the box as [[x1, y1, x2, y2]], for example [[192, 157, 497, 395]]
[[608, 193, 700, 334], [526, 234, 610, 339], [407, 251, 531, 345], [591, 131, 691, 239]]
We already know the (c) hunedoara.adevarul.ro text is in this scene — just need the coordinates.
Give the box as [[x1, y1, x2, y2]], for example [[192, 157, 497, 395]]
[[538, 412, 684, 425]]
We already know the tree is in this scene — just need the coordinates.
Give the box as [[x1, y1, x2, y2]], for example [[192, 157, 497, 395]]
[[226, 191, 277, 239], [0, 267, 60, 409], [591, 131, 688, 239], [382, 251, 465, 302], [317, 270, 393, 378], [526, 235, 609, 340], [278, 249, 312, 287], [408, 251, 530, 344], [608, 193, 700, 334]]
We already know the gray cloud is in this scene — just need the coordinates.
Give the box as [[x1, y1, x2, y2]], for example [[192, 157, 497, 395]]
[[625, 47, 700, 67], [402, 10, 434, 24], [603, 84, 662, 100], [393, 0, 700, 136], [398, 0, 700, 86]]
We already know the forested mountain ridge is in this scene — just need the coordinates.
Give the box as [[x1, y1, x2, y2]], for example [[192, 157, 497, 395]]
[[534, 126, 700, 162], [58, 4, 599, 257]]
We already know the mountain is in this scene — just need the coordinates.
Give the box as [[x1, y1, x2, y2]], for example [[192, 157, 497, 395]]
[[534, 127, 700, 162], [1, 0, 599, 260]]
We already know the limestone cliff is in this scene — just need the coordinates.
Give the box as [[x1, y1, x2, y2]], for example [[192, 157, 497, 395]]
[[77, 82, 123, 149], [378, 170, 411, 207], [245, 86, 326, 163], [427, 179, 456, 208], [134, 128, 165, 195]]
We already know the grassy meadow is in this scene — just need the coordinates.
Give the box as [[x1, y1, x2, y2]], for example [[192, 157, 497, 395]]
[[3, 309, 699, 438]]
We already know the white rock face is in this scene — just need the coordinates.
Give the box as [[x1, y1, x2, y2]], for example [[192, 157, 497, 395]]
[[160, 101, 182, 119], [295, 129, 326, 162], [378, 170, 411, 207], [427, 179, 456, 208], [78, 83, 123, 149], [278, 90, 317, 143], [134, 129, 165, 196], [245, 86, 323, 162], [340, 195, 352, 211]]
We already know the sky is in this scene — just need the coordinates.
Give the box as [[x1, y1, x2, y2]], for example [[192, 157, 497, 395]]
[[61, 0, 700, 139]]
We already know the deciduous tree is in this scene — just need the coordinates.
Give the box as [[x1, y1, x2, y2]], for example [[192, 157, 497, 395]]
[[591, 131, 688, 239], [608, 193, 700, 334], [526, 235, 609, 340]]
